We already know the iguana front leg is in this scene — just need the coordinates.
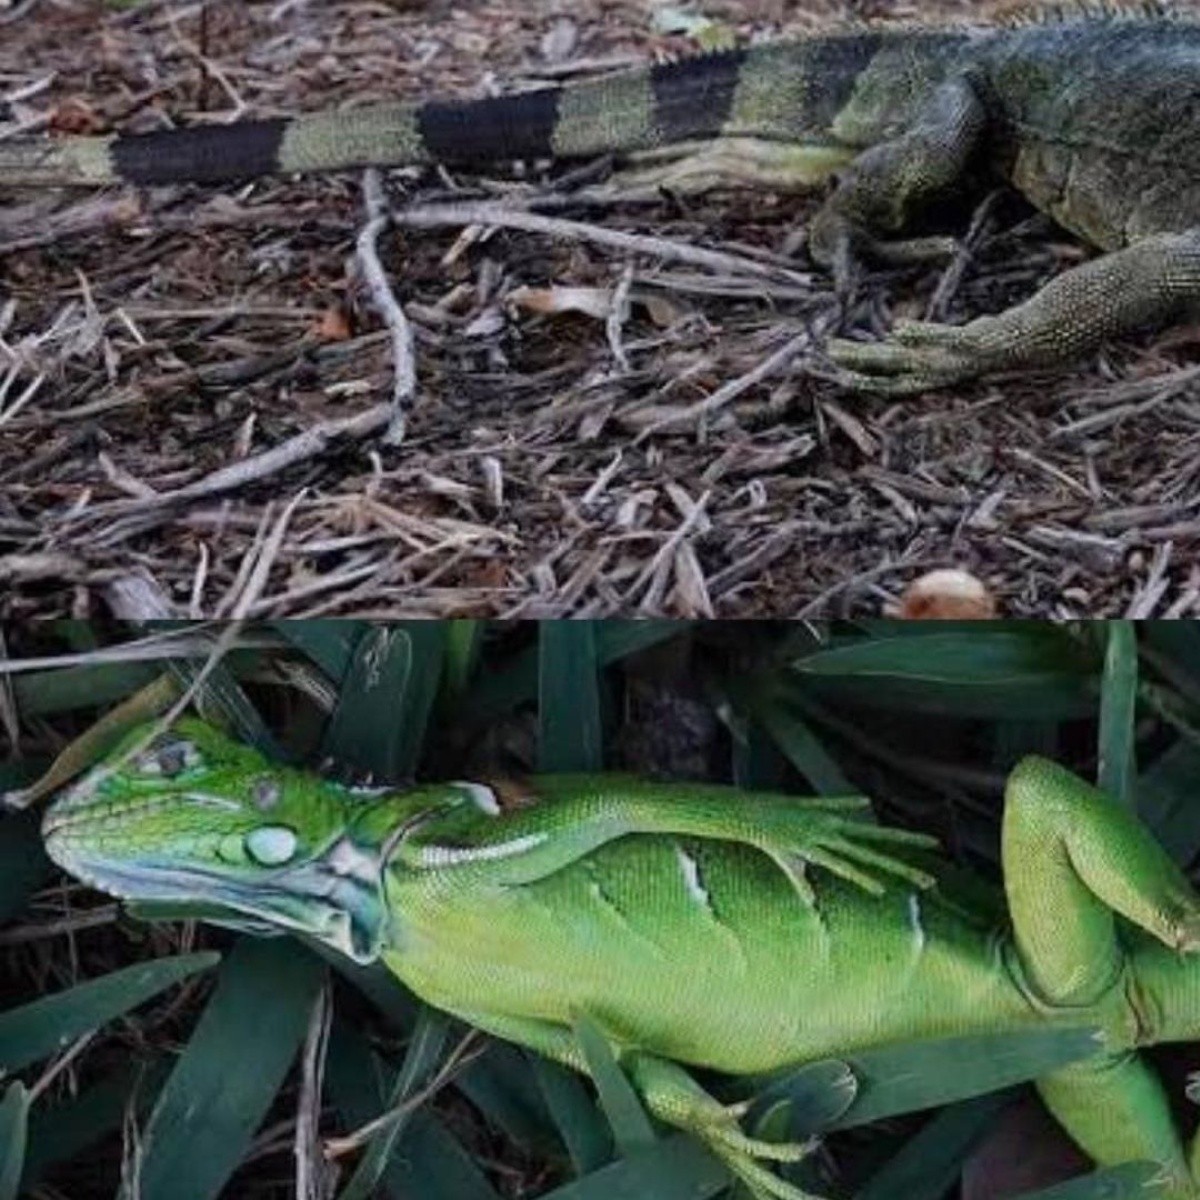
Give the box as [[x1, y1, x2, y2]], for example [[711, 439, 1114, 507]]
[[1004, 758, 1200, 1196], [449, 1006, 823, 1200], [393, 776, 937, 903], [808, 73, 987, 295], [825, 228, 1200, 394]]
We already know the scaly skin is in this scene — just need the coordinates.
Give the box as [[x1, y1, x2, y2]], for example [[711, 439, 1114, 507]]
[[6, 16, 1200, 391], [40, 719, 1200, 1199]]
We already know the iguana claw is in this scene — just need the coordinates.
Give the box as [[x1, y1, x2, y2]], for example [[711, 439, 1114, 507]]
[[710, 1144, 825, 1200], [751, 806, 938, 904], [824, 319, 994, 394], [629, 1054, 826, 1200]]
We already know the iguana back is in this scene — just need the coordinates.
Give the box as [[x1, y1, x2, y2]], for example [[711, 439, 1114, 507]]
[[977, 17, 1200, 248], [388, 833, 1046, 1076]]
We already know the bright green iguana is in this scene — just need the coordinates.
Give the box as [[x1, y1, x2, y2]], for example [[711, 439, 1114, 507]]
[[38, 717, 1200, 1198], [5, 12, 1200, 393]]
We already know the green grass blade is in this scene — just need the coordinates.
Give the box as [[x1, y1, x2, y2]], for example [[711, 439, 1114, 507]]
[[791, 629, 1097, 720], [753, 1026, 1098, 1132], [1098, 622, 1138, 806], [271, 619, 365, 683], [539, 623, 603, 773], [537, 1132, 727, 1200], [1135, 741, 1200, 864], [320, 951, 421, 1029], [833, 1026, 1100, 1128], [856, 1092, 1011, 1200], [21, 1059, 169, 1188], [573, 1016, 655, 1157], [326, 1020, 501, 1200], [337, 1006, 453, 1200], [0, 1083, 29, 1200], [13, 662, 160, 717], [136, 939, 324, 1200], [0, 811, 51, 925], [744, 1061, 857, 1135], [386, 1109, 503, 1200], [796, 627, 1086, 684], [456, 1042, 560, 1156], [1142, 623, 1200, 698], [754, 702, 853, 796], [466, 621, 684, 725], [0, 952, 219, 1073], [530, 1055, 614, 1175], [443, 620, 485, 703], [165, 652, 279, 757], [1016, 1161, 1164, 1199], [729, 715, 788, 791], [322, 624, 445, 780], [320, 953, 560, 1160]]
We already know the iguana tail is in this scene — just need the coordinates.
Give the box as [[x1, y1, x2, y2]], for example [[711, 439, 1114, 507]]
[[0, 30, 971, 188]]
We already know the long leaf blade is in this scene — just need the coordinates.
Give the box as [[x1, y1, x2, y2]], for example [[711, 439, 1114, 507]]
[[539, 623, 603, 773], [0, 1083, 29, 1200], [573, 1016, 656, 1157], [1098, 622, 1138, 806], [0, 953, 219, 1073], [136, 939, 324, 1200]]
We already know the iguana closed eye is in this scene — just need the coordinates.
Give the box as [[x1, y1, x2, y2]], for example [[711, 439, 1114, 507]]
[[5, 13, 1200, 393], [41, 718, 1200, 1199]]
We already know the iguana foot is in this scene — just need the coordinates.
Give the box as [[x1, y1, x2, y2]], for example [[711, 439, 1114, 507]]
[[824, 317, 999, 395], [761, 807, 937, 905], [825, 230, 1200, 395], [708, 1143, 822, 1200], [628, 1053, 824, 1200], [598, 136, 853, 198]]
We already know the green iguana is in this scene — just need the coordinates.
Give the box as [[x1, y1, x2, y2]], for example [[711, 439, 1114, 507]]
[[3, 11, 1200, 393], [39, 717, 1200, 1199]]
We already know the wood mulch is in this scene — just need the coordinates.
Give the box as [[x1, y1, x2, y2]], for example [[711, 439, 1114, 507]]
[[2, 0, 1199, 619]]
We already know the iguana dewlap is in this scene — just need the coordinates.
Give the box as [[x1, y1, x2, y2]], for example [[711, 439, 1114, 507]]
[[40, 718, 1200, 1200], [5, 14, 1200, 393]]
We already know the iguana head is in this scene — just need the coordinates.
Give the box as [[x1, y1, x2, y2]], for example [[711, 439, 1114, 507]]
[[42, 717, 395, 962]]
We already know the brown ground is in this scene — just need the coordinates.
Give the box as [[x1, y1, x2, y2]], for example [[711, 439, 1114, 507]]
[[2, 0, 1198, 619]]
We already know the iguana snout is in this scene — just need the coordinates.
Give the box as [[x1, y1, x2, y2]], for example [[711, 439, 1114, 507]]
[[42, 717, 389, 962]]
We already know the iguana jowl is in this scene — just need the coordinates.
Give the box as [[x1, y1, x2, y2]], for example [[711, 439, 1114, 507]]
[[5, 13, 1200, 393], [40, 718, 1200, 1199]]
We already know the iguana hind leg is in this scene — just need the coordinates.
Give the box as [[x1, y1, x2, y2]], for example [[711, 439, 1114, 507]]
[[598, 137, 855, 198], [1037, 1052, 1194, 1199], [450, 1007, 823, 1200], [1005, 759, 1200, 1196], [826, 229, 1200, 394], [626, 1053, 821, 1200], [808, 73, 987, 295], [1004, 756, 1200, 1008]]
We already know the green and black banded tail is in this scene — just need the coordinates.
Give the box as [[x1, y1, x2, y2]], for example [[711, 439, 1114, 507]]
[[0, 30, 974, 188]]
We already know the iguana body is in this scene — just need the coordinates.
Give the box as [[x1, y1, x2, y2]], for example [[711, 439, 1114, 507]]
[[40, 720, 1200, 1198], [7, 14, 1200, 393]]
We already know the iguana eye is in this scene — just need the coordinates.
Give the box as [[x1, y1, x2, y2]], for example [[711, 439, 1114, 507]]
[[136, 738, 201, 778], [245, 825, 297, 866]]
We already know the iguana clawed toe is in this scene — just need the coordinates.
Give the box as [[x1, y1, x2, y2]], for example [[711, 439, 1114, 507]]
[[824, 319, 1001, 394]]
